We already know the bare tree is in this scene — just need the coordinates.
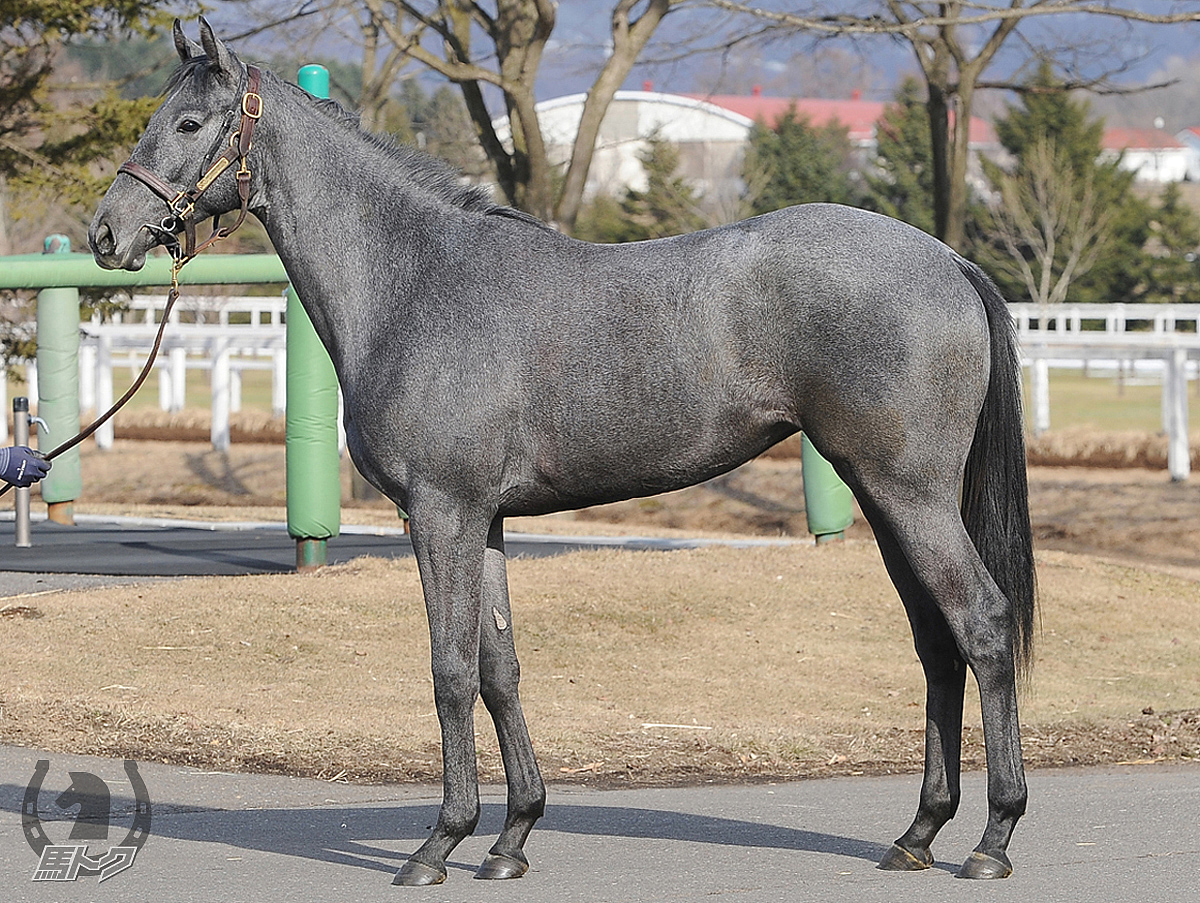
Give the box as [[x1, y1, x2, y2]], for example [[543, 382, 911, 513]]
[[708, 1, 1200, 249], [334, 0, 689, 227], [986, 137, 1113, 304]]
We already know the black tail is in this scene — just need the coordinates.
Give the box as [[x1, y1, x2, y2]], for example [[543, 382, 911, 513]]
[[954, 256, 1037, 679]]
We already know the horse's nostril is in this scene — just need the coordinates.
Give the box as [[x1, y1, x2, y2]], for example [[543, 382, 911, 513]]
[[94, 221, 115, 256]]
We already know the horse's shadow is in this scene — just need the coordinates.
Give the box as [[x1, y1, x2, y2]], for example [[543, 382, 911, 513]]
[[2, 784, 957, 877]]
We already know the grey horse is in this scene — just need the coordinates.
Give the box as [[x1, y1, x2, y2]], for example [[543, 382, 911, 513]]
[[90, 19, 1036, 887]]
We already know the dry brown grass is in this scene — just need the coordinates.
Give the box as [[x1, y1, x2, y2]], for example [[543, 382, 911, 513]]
[[2, 544, 1198, 785], [5, 422, 1200, 784]]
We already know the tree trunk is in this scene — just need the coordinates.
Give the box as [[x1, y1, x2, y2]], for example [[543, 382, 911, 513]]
[[555, 0, 672, 231], [926, 84, 953, 245], [944, 81, 976, 251]]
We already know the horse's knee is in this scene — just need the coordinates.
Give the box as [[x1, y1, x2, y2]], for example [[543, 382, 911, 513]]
[[479, 652, 520, 710], [431, 656, 480, 715]]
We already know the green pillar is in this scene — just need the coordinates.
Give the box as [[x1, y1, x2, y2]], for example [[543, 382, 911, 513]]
[[286, 64, 340, 570], [801, 433, 854, 543], [35, 235, 82, 524]]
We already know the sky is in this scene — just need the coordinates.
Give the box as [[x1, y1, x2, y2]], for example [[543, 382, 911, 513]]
[[202, 1, 1200, 108]]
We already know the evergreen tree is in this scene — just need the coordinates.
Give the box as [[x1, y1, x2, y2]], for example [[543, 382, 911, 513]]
[[1138, 184, 1200, 304], [574, 138, 705, 243], [863, 77, 936, 235], [976, 61, 1145, 305], [742, 107, 861, 214]]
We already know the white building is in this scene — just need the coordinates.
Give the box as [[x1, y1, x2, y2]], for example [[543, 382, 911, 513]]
[[1102, 127, 1195, 183], [1175, 127, 1200, 182], [493, 88, 999, 221]]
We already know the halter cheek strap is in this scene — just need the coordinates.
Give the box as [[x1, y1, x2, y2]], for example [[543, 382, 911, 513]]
[[119, 65, 263, 264]]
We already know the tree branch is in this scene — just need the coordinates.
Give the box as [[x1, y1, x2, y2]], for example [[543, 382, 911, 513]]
[[706, 0, 1200, 37]]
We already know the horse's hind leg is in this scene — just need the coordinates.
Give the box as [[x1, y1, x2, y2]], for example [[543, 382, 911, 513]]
[[475, 518, 546, 879], [872, 521, 967, 872], [866, 497, 1027, 878]]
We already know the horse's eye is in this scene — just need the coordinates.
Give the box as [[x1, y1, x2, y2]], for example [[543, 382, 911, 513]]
[[177, 119, 202, 134]]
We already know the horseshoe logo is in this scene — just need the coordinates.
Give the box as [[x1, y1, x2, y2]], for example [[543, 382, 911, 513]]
[[22, 759, 152, 877]]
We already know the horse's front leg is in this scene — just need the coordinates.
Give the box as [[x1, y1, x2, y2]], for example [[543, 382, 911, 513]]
[[393, 495, 492, 886], [475, 517, 546, 879]]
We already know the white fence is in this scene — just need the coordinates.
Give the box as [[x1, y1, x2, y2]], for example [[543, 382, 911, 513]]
[[1, 298, 1195, 479], [3, 293, 295, 450], [81, 293, 290, 449], [1011, 303, 1199, 480]]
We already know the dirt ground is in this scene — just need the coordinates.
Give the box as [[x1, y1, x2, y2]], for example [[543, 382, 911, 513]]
[[2, 422, 1199, 786]]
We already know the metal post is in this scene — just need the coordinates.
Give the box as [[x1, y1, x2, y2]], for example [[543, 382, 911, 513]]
[[13, 397, 30, 548]]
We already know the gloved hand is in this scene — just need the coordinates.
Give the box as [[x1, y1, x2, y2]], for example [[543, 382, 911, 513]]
[[0, 446, 51, 487]]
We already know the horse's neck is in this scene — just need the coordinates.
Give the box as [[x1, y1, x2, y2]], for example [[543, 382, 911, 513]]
[[250, 83, 439, 383]]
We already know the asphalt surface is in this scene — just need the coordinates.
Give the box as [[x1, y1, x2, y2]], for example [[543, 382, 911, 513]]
[[1, 745, 1198, 903], [0, 512, 792, 593]]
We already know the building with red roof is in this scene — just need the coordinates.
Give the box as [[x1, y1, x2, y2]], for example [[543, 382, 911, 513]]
[[489, 87, 999, 219], [695, 87, 998, 148], [1102, 127, 1193, 182]]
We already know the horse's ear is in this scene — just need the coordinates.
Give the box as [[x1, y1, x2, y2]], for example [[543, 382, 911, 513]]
[[198, 16, 238, 81], [173, 19, 202, 62]]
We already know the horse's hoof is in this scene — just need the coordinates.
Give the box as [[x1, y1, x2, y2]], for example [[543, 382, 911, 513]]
[[956, 850, 1012, 879], [877, 842, 933, 871], [475, 852, 529, 880], [392, 860, 447, 886]]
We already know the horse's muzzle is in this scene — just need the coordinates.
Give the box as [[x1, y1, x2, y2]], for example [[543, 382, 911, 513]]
[[88, 213, 152, 271]]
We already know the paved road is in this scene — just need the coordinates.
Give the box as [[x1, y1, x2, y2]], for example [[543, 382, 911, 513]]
[[0, 513, 793, 594], [1, 745, 1197, 903]]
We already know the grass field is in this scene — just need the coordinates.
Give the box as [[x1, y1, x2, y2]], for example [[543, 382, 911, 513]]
[[1024, 366, 1186, 433], [3, 545, 1198, 784]]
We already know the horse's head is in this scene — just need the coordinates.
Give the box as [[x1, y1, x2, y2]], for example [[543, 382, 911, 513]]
[[89, 18, 253, 270]]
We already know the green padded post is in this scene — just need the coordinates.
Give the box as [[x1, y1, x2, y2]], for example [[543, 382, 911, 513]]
[[35, 235, 82, 524], [801, 433, 854, 543], [286, 64, 340, 569]]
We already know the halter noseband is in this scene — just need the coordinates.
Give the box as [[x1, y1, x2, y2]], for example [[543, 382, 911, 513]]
[[119, 65, 263, 265]]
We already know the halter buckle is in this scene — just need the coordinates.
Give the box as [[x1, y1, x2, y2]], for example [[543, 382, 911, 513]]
[[169, 193, 195, 222], [242, 92, 263, 119]]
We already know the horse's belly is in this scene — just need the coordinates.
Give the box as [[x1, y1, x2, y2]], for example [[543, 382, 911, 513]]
[[507, 408, 795, 516]]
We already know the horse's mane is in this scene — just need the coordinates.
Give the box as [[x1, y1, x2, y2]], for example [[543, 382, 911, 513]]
[[165, 57, 551, 230]]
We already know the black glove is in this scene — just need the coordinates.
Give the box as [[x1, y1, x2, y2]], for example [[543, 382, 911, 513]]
[[0, 446, 51, 487]]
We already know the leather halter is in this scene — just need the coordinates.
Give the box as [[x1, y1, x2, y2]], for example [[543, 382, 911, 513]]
[[118, 65, 263, 264], [0, 65, 267, 497]]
